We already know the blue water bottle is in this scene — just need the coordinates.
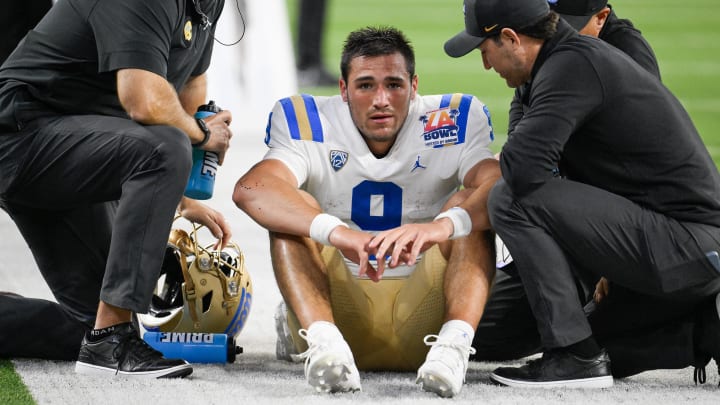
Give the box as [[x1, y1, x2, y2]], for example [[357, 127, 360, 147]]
[[184, 100, 222, 200], [142, 332, 241, 363]]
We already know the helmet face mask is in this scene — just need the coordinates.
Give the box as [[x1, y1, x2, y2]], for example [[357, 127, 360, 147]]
[[139, 220, 253, 338]]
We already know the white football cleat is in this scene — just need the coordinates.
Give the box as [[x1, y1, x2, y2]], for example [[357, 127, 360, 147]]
[[295, 328, 361, 393], [416, 334, 476, 398], [274, 301, 299, 362]]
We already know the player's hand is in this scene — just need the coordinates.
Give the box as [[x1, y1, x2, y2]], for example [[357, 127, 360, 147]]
[[200, 110, 233, 164], [177, 197, 232, 249], [368, 222, 447, 275], [593, 277, 610, 303], [327, 227, 380, 282]]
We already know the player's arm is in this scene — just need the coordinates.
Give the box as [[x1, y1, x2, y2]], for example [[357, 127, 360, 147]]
[[232, 159, 318, 236], [452, 157, 501, 233], [425, 156, 500, 249], [233, 159, 380, 280], [177, 197, 232, 249], [369, 158, 500, 274]]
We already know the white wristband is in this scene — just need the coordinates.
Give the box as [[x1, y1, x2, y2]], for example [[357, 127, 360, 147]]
[[434, 207, 472, 240], [309, 213, 349, 245]]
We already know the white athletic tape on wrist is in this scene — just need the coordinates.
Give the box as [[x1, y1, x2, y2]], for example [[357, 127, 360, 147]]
[[434, 207, 472, 240], [309, 213, 349, 245]]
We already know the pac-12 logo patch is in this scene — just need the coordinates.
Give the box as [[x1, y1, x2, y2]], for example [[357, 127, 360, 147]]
[[419, 107, 460, 147], [329, 150, 348, 171]]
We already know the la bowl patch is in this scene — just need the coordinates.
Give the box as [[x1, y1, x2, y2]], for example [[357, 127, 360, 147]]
[[419, 106, 460, 147]]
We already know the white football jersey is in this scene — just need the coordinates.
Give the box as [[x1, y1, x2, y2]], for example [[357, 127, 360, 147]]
[[263, 93, 495, 277]]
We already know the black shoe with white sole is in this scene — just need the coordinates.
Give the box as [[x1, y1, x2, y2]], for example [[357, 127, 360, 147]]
[[75, 322, 192, 379], [490, 348, 613, 388], [693, 292, 720, 386]]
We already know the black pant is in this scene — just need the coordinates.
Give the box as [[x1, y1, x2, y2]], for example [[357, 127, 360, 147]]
[[481, 178, 720, 374], [472, 265, 703, 377], [296, 0, 327, 69], [472, 264, 541, 361], [0, 112, 191, 359]]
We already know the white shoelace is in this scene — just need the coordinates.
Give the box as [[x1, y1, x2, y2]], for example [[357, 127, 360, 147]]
[[423, 334, 477, 356], [291, 329, 317, 363]]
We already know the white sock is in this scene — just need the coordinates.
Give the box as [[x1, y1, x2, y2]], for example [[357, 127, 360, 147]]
[[306, 320, 343, 341], [439, 319, 474, 346]]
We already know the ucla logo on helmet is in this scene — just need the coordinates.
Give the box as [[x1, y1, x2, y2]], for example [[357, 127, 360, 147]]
[[329, 150, 348, 171], [419, 107, 461, 147]]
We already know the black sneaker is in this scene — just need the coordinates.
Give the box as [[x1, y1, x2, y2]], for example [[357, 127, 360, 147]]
[[75, 323, 192, 378], [490, 348, 613, 388], [693, 292, 720, 386]]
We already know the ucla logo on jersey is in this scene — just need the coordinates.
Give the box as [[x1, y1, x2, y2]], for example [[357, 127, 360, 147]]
[[419, 106, 460, 147], [329, 150, 348, 171]]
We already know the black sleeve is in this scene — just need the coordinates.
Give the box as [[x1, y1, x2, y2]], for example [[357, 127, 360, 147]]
[[601, 17, 661, 80], [499, 49, 605, 196], [90, 0, 181, 78], [605, 29, 660, 80]]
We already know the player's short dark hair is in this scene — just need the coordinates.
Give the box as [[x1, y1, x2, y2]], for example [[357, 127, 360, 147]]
[[340, 26, 416, 82]]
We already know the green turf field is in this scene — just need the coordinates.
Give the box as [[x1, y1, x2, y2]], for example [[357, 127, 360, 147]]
[[0, 360, 34, 405], [289, 0, 720, 162]]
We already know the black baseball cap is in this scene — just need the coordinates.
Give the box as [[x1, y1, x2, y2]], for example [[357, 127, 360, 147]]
[[549, 0, 609, 31], [444, 0, 551, 58]]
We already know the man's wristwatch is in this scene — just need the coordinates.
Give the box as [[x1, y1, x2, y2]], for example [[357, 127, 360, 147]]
[[193, 118, 211, 147]]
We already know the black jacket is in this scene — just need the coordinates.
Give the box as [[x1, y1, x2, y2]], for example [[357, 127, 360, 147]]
[[508, 8, 660, 135], [600, 8, 660, 80], [500, 20, 720, 226]]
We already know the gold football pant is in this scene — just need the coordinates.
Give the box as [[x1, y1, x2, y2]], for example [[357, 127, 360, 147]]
[[286, 245, 447, 371]]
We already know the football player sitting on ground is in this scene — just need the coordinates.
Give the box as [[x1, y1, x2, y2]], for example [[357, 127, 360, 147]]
[[233, 26, 500, 397]]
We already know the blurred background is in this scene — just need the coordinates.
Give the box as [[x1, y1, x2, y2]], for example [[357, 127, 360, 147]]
[[285, 0, 720, 160]]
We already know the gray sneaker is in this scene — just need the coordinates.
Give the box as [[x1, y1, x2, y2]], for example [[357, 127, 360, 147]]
[[275, 301, 299, 362]]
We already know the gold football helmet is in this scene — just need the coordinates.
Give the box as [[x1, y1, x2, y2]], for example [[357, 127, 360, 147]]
[[138, 218, 253, 338]]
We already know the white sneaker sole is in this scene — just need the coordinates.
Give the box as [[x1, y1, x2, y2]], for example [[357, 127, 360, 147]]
[[416, 371, 459, 398], [74, 361, 193, 379], [490, 372, 613, 389], [306, 354, 361, 393]]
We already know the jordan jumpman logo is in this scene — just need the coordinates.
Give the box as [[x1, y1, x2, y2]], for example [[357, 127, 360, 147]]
[[411, 155, 427, 172]]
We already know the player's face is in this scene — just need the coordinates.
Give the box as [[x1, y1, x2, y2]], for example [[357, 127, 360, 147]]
[[479, 36, 530, 88], [340, 53, 418, 157]]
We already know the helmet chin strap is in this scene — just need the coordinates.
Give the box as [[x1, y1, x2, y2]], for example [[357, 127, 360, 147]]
[[191, 0, 212, 30]]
